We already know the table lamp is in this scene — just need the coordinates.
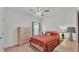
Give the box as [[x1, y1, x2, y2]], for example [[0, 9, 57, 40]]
[[59, 27, 66, 39], [67, 27, 76, 41]]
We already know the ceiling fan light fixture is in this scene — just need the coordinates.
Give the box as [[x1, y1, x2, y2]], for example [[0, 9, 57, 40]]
[[36, 12, 41, 16], [44, 10, 50, 12]]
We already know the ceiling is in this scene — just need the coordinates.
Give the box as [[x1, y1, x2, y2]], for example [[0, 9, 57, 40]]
[[5, 7, 76, 17]]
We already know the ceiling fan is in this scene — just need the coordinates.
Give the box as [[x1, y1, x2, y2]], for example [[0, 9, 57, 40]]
[[29, 7, 50, 16], [36, 7, 50, 16]]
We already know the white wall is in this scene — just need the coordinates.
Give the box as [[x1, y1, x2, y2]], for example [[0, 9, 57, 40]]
[[4, 9, 37, 48], [41, 8, 77, 40], [0, 8, 5, 51]]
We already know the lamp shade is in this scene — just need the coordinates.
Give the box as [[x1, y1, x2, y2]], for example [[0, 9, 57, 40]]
[[67, 27, 76, 33], [59, 27, 66, 33]]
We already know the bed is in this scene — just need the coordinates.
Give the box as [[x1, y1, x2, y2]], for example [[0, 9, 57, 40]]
[[30, 32, 60, 52]]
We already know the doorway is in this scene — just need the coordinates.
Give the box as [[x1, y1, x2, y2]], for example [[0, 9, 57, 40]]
[[32, 22, 40, 35]]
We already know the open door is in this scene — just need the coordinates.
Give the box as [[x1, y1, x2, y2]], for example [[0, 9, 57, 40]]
[[32, 22, 40, 35]]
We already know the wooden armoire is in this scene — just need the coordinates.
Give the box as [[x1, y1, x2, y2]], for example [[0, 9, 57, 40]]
[[18, 27, 31, 46]]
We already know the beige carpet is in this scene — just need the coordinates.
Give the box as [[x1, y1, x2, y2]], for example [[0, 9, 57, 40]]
[[4, 39, 63, 52], [4, 43, 39, 52]]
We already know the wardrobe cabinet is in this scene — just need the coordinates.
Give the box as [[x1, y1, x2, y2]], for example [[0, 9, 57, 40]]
[[18, 27, 31, 46]]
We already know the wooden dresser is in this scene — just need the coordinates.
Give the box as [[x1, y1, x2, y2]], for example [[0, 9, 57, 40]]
[[18, 27, 31, 46]]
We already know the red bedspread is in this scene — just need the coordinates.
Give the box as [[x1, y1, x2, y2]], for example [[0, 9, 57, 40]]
[[30, 35, 59, 52]]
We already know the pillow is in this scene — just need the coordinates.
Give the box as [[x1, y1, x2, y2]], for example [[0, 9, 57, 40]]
[[45, 31, 59, 36], [45, 32, 52, 36], [46, 33, 51, 36], [51, 32, 59, 36]]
